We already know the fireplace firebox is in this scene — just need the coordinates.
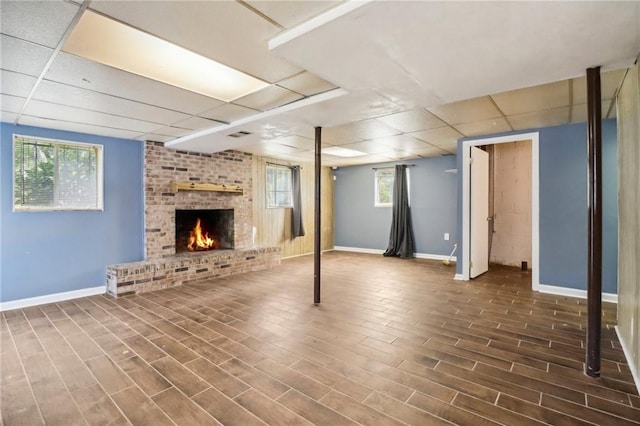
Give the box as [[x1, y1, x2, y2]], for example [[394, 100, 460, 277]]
[[175, 209, 234, 253]]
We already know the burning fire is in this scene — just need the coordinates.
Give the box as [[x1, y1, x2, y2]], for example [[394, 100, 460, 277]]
[[187, 218, 216, 251]]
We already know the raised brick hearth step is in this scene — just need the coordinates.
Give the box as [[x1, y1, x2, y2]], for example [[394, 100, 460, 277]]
[[106, 246, 280, 297]]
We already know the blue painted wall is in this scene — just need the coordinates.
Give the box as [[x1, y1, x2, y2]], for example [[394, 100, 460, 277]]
[[334, 155, 458, 256], [0, 123, 145, 303], [455, 120, 618, 293]]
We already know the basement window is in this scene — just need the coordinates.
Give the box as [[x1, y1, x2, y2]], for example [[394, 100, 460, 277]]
[[266, 164, 292, 208], [374, 167, 410, 207], [13, 134, 103, 211]]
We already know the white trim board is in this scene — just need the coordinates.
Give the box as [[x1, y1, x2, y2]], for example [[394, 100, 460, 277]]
[[461, 132, 540, 290], [615, 326, 640, 395], [537, 284, 618, 304], [0, 286, 105, 312], [333, 246, 456, 261]]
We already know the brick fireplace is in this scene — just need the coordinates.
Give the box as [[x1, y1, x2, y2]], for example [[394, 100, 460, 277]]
[[106, 142, 280, 296]]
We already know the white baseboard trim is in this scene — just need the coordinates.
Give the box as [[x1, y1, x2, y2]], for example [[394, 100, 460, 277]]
[[537, 284, 618, 303], [615, 326, 640, 395], [333, 246, 456, 262], [0, 286, 106, 312], [454, 274, 464, 280]]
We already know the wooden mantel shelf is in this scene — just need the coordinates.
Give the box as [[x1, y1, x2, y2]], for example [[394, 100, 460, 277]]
[[170, 181, 243, 194]]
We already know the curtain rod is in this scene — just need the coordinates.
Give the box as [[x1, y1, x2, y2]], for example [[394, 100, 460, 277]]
[[371, 164, 415, 170], [266, 161, 302, 169]]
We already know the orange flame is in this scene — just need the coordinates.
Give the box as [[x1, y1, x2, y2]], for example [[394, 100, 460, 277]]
[[187, 218, 216, 251]]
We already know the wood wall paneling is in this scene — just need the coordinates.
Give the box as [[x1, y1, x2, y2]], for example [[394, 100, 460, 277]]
[[252, 156, 334, 258]]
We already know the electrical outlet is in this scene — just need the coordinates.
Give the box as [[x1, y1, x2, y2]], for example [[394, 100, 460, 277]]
[[444, 233, 450, 241]]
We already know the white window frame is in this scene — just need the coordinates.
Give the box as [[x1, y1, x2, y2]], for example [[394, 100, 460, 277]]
[[13, 134, 104, 212], [374, 167, 410, 208], [265, 164, 293, 209]]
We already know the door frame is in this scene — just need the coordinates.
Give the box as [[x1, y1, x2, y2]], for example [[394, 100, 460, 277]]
[[461, 131, 540, 290]]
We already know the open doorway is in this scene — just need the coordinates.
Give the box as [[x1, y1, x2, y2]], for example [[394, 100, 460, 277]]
[[461, 132, 540, 290]]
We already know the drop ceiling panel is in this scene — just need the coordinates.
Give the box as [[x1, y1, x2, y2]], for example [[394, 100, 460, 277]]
[[91, 0, 301, 83], [0, 70, 37, 97], [271, 2, 639, 108], [414, 145, 450, 158], [375, 109, 446, 133], [572, 68, 628, 104], [324, 119, 400, 145], [33, 80, 191, 125], [372, 134, 432, 151], [1, 111, 18, 122], [276, 72, 337, 96], [171, 116, 225, 131], [245, 1, 342, 29], [148, 126, 193, 138], [491, 80, 570, 116], [233, 85, 304, 111], [428, 97, 502, 125], [0, 0, 78, 48], [199, 103, 260, 123], [136, 133, 174, 143], [571, 101, 615, 124], [0, 35, 53, 77], [508, 107, 570, 131], [23, 100, 162, 133], [454, 117, 512, 137], [0, 94, 26, 113], [19, 115, 142, 140], [270, 135, 315, 151], [409, 126, 464, 148], [240, 142, 299, 156], [46, 52, 225, 115]]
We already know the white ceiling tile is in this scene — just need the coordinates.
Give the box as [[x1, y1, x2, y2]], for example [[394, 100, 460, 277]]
[[245, 1, 342, 29], [492, 80, 570, 116], [199, 103, 260, 123], [436, 140, 458, 154], [323, 119, 400, 145], [427, 96, 502, 125], [23, 99, 162, 133], [33, 80, 191, 125], [0, 0, 79, 48], [240, 142, 299, 156], [91, 0, 301, 83], [570, 101, 615, 124], [414, 145, 450, 158], [149, 126, 193, 138], [373, 134, 432, 151], [0, 35, 53, 77], [18, 115, 143, 140], [453, 117, 512, 137], [1, 94, 26, 113], [46, 52, 225, 115], [270, 135, 316, 151], [572, 68, 628, 104], [380, 149, 417, 160], [409, 126, 463, 147], [375, 109, 446, 133], [1, 111, 18, 122], [233, 85, 303, 111], [508, 106, 570, 130], [0, 70, 37, 97], [171, 116, 225, 131], [276, 72, 337, 96]]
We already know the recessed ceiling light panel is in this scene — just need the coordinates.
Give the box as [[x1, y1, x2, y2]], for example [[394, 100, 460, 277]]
[[322, 146, 367, 157], [63, 11, 269, 102]]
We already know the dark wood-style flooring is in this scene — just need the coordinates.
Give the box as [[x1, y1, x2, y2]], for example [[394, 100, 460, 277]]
[[1, 251, 639, 425]]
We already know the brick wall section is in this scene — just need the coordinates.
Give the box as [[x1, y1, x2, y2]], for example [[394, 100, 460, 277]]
[[144, 141, 253, 260], [106, 247, 280, 296]]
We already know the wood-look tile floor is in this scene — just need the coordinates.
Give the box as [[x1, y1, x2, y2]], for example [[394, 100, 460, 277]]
[[2, 251, 639, 425]]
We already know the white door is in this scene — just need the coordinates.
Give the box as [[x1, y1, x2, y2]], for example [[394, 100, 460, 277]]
[[470, 147, 489, 278]]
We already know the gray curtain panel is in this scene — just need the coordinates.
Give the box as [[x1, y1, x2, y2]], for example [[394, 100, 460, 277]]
[[291, 165, 305, 237], [383, 164, 415, 258]]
